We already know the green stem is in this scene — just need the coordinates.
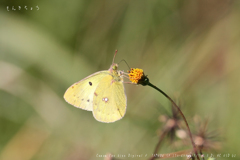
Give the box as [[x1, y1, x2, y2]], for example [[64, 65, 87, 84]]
[[147, 82, 200, 160]]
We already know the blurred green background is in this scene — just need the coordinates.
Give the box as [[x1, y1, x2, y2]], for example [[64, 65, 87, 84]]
[[0, 0, 239, 160]]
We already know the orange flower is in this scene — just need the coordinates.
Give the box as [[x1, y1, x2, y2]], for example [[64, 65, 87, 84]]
[[128, 68, 145, 84]]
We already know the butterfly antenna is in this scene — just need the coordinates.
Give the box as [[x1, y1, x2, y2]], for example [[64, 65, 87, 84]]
[[118, 59, 131, 71], [112, 50, 118, 64]]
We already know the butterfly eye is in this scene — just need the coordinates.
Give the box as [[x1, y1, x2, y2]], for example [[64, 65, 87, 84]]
[[112, 64, 118, 70]]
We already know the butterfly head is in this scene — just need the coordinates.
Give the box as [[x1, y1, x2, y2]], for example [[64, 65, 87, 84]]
[[111, 63, 118, 71], [109, 63, 124, 82], [109, 63, 119, 73]]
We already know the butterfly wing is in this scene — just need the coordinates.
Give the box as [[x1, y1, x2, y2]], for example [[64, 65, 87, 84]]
[[64, 71, 109, 111], [92, 75, 127, 123]]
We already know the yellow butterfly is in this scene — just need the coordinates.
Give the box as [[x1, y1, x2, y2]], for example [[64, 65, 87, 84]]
[[64, 51, 127, 123]]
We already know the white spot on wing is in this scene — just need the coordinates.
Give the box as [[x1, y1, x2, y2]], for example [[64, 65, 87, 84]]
[[102, 97, 109, 103]]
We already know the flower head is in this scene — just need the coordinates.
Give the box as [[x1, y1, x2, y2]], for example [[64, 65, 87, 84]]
[[128, 68, 143, 83], [191, 116, 221, 152], [128, 68, 149, 85]]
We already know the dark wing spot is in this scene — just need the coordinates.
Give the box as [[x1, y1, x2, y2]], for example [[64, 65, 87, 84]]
[[89, 82, 92, 86], [94, 92, 98, 96], [87, 99, 90, 102]]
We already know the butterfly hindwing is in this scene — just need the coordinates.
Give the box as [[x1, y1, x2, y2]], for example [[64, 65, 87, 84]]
[[92, 75, 127, 123], [64, 71, 109, 111]]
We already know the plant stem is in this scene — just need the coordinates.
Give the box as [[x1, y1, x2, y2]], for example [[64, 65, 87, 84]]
[[147, 82, 200, 160]]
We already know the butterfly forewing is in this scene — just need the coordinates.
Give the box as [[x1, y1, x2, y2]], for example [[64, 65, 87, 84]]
[[64, 71, 109, 111]]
